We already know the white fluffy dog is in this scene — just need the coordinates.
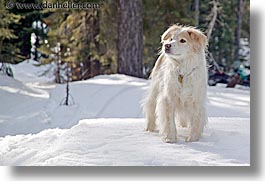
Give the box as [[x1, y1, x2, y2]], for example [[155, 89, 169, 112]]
[[143, 24, 208, 143]]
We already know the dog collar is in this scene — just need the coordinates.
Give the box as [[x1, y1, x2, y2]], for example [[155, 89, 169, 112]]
[[178, 74, 184, 84], [178, 67, 198, 84]]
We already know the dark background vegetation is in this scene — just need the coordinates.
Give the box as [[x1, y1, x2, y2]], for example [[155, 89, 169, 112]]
[[0, 0, 250, 81]]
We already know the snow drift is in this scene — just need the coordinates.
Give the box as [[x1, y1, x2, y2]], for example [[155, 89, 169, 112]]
[[0, 60, 250, 166]]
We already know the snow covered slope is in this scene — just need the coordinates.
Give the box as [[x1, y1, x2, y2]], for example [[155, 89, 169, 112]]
[[0, 118, 249, 166], [0, 61, 250, 166]]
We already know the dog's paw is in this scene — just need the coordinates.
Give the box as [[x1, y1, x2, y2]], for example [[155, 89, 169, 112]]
[[162, 136, 177, 143], [144, 127, 156, 132], [185, 135, 200, 142]]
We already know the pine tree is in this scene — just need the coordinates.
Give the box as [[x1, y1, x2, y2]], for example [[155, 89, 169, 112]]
[[235, 0, 243, 61], [0, 0, 22, 64], [8, 0, 47, 62], [199, 0, 249, 67], [41, 5, 103, 81]]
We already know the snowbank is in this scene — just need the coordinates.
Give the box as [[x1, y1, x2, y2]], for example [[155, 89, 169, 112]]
[[0, 60, 250, 166], [0, 118, 249, 166], [11, 59, 55, 83]]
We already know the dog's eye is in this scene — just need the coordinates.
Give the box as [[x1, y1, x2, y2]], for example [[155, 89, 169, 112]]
[[180, 39, 186, 43], [170, 38, 173, 41]]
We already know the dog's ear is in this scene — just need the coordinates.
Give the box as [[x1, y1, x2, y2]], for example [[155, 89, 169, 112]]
[[187, 28, 208, 51], [161, 25, 181, 42]]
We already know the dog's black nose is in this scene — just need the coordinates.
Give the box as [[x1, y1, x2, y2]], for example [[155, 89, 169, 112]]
[[165, 44, 171, 49]]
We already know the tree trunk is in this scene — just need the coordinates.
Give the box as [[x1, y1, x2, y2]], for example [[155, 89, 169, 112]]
[[82, 10, 101, 79], [91, 10, 101, 77], [207, 0, 218, 42], [206, 1, 221, 70], [118, 0, 143, 78], [235, 0, 243, 61], [195, 0, 200, 27], [55, 51, 61, 84], [65, 79, 69, 105]]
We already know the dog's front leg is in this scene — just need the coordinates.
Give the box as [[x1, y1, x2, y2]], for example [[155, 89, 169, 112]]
[[144, 97, 157, 132], [143, 84, 159, 132], [186, 107, 206, 142], [156, 95, 177, 143]]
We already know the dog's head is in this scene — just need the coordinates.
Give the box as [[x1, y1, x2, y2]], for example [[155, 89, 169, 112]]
[[161, 25, 208, 60]]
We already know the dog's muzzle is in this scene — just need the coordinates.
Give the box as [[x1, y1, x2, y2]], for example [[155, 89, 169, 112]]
[[165, 44, 171, 53]]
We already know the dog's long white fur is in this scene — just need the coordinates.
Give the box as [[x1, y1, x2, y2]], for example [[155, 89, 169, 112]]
[[143, 25, 208, 143]]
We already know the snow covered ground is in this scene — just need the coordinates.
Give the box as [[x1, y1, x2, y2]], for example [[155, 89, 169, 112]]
[[0, 60, 250, 166]]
